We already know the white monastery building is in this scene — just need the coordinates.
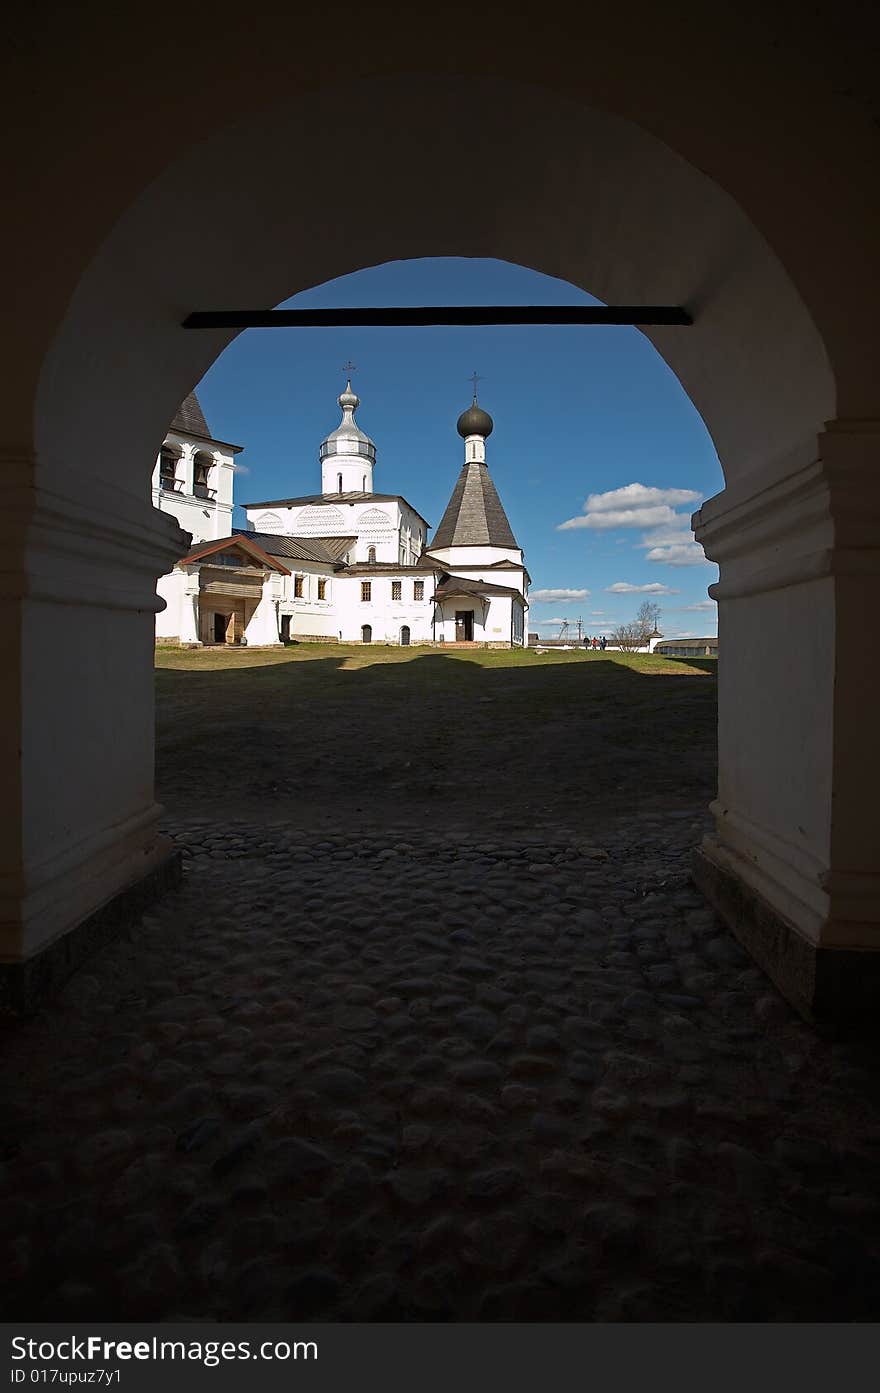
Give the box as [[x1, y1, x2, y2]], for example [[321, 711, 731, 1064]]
[[154, 382, 529, 647]]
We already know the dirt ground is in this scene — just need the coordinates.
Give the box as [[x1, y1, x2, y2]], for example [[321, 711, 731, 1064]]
[[155, 645, 717, 834]]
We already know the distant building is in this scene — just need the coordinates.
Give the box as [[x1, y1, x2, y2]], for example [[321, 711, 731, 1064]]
[[154, 382, 530, 647], [654, 637, 718, 657]]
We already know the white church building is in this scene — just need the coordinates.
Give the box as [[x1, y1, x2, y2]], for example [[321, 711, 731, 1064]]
[[154, 381, 529, 647]]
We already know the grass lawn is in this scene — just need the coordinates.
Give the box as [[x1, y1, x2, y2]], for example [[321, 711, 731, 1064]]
[[155, 644, 717, 835]]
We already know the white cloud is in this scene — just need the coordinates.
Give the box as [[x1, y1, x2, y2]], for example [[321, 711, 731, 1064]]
[[679, 599, 716, 611], [637, 516, 710, 567], [605, 581, 679, 595], [637, 520, 690, 545], [590, 610, 606, 616], [645, 542, 710, 567], [560, 505, 678, 531], [529, 588, 590, 603], [557, 483, 701, 532], [232, 462, 250, 474], [584, 484, 701, 513]]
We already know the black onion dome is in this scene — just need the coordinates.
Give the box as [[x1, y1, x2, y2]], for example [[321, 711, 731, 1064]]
[[456, 398, 494, 439]]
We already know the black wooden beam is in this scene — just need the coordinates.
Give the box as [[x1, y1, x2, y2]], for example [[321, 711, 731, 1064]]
[[181, 305, 692, 329]]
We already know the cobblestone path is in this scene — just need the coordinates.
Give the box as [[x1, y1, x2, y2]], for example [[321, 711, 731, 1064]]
[[4, 812, 880, 1321]]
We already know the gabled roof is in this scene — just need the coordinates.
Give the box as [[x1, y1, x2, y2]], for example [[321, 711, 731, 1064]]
[[433, 575, 525, 603], [243, 491, 430, 526], [432, 554, 532, 584], [179, 535, 291, 574], [234, 529, 355, 565], [430, 461, 518, 549]]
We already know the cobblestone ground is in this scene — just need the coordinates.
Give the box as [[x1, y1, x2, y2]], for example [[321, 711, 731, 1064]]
[[4, 811, 880, 1321]]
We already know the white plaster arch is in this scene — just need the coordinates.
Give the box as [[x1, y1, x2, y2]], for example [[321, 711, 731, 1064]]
[[7, 39, 880, 1015], [36, 74, 835, 504]]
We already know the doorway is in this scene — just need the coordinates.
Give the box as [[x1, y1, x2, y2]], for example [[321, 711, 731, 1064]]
[[280, 615, 291, 642], [361, 624, 372, 643], [213, 612, 229, 643], [455, 610, 474, 642], [400, 625, 410, 646]]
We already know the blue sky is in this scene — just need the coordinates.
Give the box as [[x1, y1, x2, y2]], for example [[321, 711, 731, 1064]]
[[194, 258, 720, 638]]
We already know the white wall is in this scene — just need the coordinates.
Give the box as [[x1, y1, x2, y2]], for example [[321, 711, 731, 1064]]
[[335, 574, 435, 644], [434, 594, 516, 645], [443, 565, 527, 597], [244, 498, 427, 567], [426, 545, 524, 570], [276, 561, 337, 637], [151, 429, 235, 548], [155, 570, 186, 640], [320, 455, 374, 497]]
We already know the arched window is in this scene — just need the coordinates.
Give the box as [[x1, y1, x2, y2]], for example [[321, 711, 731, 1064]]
[[367, 546, 376, 563], [361, 624, 372, 644], [337, 472, 343, 493], [362, 474, 366, 491], [400, 625, 411, 646], [193, 451, 213, 499], [159, 447, 179, 492]]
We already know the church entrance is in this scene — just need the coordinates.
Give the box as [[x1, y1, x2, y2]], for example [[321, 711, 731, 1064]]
[[213, 612, 230, 643], [455, 610, 474, 642], [400, 625, 410, 646], [280, 615, 291, 643], [361, 624, 372, 643]]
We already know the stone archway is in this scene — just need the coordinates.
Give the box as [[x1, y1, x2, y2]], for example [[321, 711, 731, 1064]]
[[4, 8, 880, 1018]]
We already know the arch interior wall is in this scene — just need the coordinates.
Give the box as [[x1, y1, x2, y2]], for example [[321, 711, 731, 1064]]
[[4, 6, 880, 1017]]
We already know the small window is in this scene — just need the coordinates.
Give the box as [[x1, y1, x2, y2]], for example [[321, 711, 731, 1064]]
[[361, 581, 371, 602], [367, 546, 376, 563], [362, 475, 366, 491], [414, 580, 424, 600], [392, 580, 401, 601], [337, 473, 343, 493], [294, 575, 304, 598], [317, 578, 327, 600]]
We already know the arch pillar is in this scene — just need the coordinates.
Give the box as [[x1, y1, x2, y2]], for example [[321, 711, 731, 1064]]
[[0, 462, 188, 1010], [693, 419, 880, 1021]]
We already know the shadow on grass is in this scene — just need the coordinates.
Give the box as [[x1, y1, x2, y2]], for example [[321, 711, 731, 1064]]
[[662, 656, 718, 675], [155, 651, 717, 831]]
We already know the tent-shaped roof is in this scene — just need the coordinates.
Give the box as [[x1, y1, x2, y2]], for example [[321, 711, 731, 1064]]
[[430, 461, 518, 549], [171, 392, 210, 438], [168, 391, 243, 453]]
